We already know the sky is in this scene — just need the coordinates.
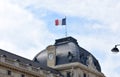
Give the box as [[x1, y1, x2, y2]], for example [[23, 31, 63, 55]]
[[0, 0, 120, 77]]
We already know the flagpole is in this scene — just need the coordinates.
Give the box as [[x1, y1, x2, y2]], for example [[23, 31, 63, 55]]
[[64, 16, 67, 37], [65, 23, 67, 37]]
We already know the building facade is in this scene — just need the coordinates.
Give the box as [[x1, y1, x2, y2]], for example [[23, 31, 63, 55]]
[[0, 37, 105, 77]]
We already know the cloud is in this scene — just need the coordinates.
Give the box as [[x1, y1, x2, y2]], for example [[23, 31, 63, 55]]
[[10, 0, 120, 35], [74, 35, 120, 77], [1, 0, 120, 77], [0, 0, 57, 59], [101, 53, 120, 77]]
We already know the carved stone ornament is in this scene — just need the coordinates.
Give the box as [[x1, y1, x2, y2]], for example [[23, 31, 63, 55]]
[[87, 55, 96, 69], [46, 45, 55, 51]]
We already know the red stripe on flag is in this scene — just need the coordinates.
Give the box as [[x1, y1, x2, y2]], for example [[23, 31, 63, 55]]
[[55, 19, 59, 26]]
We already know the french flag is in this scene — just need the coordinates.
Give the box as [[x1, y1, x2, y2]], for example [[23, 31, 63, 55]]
[[55, 18, 66, 26]]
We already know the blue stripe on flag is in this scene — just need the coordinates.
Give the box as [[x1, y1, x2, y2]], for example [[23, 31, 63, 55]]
[[62, 18, 66, 25]]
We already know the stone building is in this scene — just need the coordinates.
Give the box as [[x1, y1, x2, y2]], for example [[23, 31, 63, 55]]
[[0, 37, 105, 77]]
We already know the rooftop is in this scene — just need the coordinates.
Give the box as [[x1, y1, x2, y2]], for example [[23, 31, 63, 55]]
[[33, 36, 101, 72]]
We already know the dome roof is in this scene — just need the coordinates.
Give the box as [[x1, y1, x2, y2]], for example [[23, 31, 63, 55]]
[[33, 37, 101, 72]]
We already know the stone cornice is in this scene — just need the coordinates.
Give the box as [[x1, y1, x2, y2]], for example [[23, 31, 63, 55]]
[[53, 62, 105, 77]]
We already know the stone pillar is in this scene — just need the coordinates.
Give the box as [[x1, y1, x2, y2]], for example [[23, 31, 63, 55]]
[[73, 69, 79, 77]]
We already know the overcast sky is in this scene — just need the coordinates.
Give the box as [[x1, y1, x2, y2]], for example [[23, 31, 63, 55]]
[[0, 0, 120, 77]]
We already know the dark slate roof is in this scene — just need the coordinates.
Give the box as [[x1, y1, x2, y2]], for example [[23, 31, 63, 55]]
[[33, 36, 101, 72], [0, 49, 62, 75]]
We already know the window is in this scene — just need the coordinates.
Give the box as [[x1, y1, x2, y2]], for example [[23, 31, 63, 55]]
[[66, 72, 71, 77], [83, 73, 86, 77], [21, 74, 25, 77], [7, 70, 11, 75], [67, 52, 73, 62]]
